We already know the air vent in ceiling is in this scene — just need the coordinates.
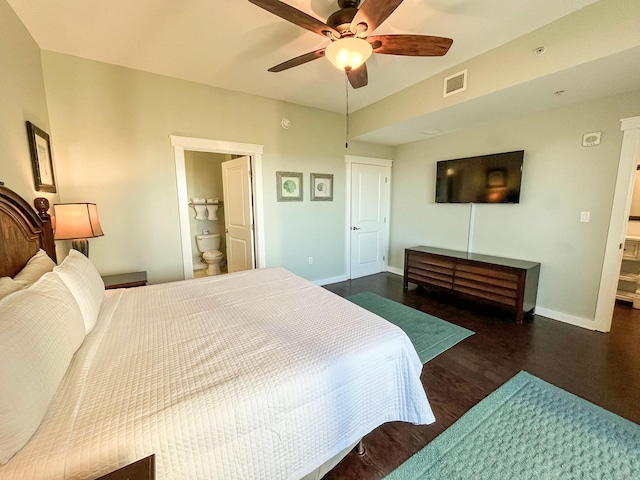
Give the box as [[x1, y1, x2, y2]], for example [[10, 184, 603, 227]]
[[443, 69, 467, 97]]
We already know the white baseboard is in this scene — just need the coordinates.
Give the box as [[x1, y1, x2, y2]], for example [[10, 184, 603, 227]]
[[385, 264, 597, 331], [317, 267, 597, 331], [386, 266, 403, 276], [534, 306, 596, 331], [313, 274, 350, 286]]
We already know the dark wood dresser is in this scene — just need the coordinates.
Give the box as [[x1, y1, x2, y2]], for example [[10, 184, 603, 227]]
[[95, 455, 155, 480], [404, 246, 540, 323], [102, 271, 148, 290]]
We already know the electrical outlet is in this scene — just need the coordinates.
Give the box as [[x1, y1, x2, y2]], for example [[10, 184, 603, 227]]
[[308, 257, 313, 264], [580, 212, 590, 223]]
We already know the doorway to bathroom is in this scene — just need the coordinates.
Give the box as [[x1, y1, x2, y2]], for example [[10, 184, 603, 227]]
[[185, 151, 229, 278], [171, 136, 266, 280]]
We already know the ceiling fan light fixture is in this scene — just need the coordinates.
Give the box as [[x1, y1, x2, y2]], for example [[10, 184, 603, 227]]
[[325, 37, 373, 71]]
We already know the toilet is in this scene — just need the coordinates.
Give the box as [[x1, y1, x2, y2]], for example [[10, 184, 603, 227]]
[[195, 233, 224, 275]]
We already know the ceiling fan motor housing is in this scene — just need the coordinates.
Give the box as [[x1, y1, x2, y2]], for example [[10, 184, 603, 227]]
[[327, 7, 358, 34], [338, 0, 360, 9]]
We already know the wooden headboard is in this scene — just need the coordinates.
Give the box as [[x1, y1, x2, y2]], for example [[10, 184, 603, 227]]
[[0, 183, 56, 277]]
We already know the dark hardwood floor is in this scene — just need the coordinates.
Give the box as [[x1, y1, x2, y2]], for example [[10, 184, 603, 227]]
[[323, 272, 640, 479]]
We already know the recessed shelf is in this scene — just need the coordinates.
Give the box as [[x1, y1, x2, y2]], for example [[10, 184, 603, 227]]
[[188, 202, 223, 207]]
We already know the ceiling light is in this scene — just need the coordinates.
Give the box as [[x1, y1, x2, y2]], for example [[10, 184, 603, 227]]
[[325, 37, 373, 71]]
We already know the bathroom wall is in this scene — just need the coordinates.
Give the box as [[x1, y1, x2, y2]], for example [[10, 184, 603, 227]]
[[185, 151, 228, 269]]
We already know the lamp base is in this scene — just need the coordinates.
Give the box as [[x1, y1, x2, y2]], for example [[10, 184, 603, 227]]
[[71, 238, 89, 257]]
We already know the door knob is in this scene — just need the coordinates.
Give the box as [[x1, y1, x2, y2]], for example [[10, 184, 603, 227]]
[[352, 226, 361, 230]]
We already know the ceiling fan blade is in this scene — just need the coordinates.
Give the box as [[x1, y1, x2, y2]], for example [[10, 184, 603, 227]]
[[268, 48, 326, 72], [369, 35, 453, 56], [248, 0, 339, 38], [350, 0, 405, 35], [346, 64, 368, 89]]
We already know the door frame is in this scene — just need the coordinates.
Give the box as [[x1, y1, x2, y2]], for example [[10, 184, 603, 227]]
[[594, 116, 640, 332], [345, 155, 393, 279], [171, 135, 265, 280]]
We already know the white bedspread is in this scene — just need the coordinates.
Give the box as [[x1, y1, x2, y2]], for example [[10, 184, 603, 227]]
[[0, 267, 434, 479]]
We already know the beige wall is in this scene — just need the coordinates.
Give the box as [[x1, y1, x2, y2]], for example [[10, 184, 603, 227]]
[[390, 89, 640, 322], [0, 0, 58, 205], [40, 51, 392, 283]]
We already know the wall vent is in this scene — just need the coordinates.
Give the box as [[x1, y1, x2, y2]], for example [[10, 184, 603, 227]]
[[443, 69, 467, 97]]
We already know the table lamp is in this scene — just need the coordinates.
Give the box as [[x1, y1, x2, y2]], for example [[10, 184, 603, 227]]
[[53, 203, 104, 257]]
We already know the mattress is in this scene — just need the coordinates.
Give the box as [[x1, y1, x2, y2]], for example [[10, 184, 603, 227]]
[[0, 267, 434, 479]]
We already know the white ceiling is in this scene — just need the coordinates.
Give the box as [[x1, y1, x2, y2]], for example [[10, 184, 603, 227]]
[[9, 0, 600, 115]]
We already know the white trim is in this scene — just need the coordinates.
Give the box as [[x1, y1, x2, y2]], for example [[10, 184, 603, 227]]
[[312, 274, 350, 286], [344, 161, 352, 282], [344, 155, 393, 280], [170, 136, 264, 155], [170, 135, 266, 280], [388, 264, 595, 329], [345, 155, 393, 168], [386, 266, 403, 276], [621, 116, 640, 131], [534, 307, 596, 331], [593, 115, 640, 332]]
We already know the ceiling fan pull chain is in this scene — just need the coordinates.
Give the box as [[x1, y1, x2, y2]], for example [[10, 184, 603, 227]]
[[345, 72, 349, 149]]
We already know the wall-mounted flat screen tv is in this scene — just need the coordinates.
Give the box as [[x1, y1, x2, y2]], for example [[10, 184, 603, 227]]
[[435, 150, 524, 204]]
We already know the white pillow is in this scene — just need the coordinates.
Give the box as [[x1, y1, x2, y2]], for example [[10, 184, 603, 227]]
[[54, 250, 105, 335], [13, 249, 56, 287], [0, 271, 85, 464], [0, 277, 22, 301]]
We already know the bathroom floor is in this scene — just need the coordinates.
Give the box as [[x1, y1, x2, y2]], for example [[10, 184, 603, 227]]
[[193, 265, 228, 279]]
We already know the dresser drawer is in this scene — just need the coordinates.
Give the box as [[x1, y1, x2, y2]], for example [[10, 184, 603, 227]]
[[406, 252, 455, 289], [455, 262, 520, 285], [453, 279, 518, 306]]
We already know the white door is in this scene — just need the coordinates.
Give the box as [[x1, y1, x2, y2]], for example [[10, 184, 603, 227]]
[[221, 156, 255, 273], [350, 163, 388, 279]]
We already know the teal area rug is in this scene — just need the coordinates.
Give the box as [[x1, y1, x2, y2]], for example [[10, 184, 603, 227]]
[[385, 371, 640, 479], [347, 292, 473, 363]]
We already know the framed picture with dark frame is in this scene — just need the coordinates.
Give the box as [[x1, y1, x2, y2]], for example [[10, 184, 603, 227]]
[[26, 121, 56, 193], [276, 171, 303, 202], [310, 173, 333, 201]]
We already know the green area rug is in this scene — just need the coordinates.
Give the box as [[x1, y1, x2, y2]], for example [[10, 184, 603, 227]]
[[385, 371, 640, 479], [347, 292, 473, 363]]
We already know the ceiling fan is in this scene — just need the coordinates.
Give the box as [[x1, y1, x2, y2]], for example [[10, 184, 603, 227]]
[[248, 0, 453, 89]]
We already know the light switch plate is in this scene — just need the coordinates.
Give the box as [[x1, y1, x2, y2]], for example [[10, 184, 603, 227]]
[[580, 211, 591, 222]]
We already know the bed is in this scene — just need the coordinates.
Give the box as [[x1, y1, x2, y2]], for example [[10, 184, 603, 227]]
[[0, 184, 435, 479]]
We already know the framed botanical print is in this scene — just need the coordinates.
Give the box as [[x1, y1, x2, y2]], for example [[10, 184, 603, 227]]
[[310, 173, 333, 201], [276, 171, 303, 201], [26, 121, 56, 193]]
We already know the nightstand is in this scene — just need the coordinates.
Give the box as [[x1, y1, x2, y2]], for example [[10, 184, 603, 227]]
[[95, 454, 155, 480], [102, 271, 147, 290]]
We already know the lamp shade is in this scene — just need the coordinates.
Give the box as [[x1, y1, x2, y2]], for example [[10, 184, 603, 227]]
[[53, 203, 104, 240], [325, 37, 373, 71]]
